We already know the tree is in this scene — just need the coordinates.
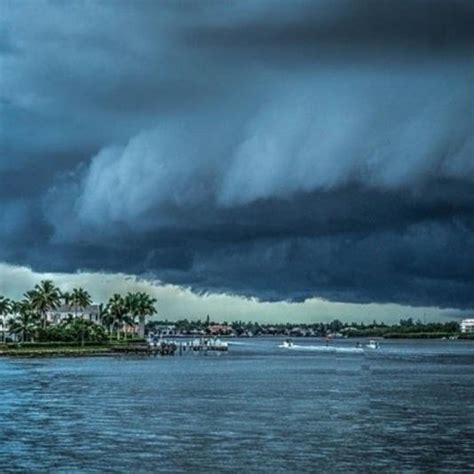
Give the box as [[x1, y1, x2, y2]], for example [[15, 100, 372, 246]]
[[104, 294, 131, 341], [61, 291, 72, 307], [97, 303, 107, 326], [70, 288, 92, 318], [27, 280, 62, 329], [126, 292, 157, 338], [8, 301, 40, 342], [70, 288, 92, 346], [0, 296, 11, 315]]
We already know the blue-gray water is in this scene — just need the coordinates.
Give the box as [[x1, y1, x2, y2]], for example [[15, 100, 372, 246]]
[[1, 338, 473, 473]]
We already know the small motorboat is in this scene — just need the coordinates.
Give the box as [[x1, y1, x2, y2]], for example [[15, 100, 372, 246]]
[[279, 339, 295, 348], [210, 338, 229, 351], [366, 340, 380, 350]]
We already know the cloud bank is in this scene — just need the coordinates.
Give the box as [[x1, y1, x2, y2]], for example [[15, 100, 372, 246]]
[[0, 263, 463, 324], [1, 0, 474, 309]]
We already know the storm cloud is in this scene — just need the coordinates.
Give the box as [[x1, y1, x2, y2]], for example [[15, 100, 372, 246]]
[[1, 0, 474, 309]]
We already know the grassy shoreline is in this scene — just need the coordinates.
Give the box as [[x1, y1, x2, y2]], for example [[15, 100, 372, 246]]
[[0, 344, 112, 357], [0, 339, 148, 357]]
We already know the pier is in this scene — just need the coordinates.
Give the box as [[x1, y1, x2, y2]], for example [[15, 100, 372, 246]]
[[111, 337, 229, 356]]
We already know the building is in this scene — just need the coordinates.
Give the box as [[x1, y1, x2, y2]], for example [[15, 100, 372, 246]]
[[46, 304, 101, 324], [208, 324, 234, 336], [460, 319, 474, 333], [0, 314, 10, 342], [152, 324, 177, 337]]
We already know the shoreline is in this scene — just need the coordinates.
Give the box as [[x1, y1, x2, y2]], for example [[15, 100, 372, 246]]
[[0, 346, 113, 358], [1, 335, 472, 358]]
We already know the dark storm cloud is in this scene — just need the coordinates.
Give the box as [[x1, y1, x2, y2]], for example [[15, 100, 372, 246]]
[[1, 0, 474, 309], [188, 0, 474, 57]]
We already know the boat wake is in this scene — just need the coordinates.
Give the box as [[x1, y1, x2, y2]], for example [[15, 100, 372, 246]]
[[227, 341, 257, 346], [278, 343, 364, 354]]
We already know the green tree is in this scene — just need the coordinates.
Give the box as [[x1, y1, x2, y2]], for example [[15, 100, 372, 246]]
[[104, 294, 131, 341], [70, 288, 92, 346], [8, 301, 40, 342], [70, 288, 92, 317], [61, 291, 72, 307], [27, 280, 62, 329], [126, 292, 157, 338], [97, 303, 107, 326]]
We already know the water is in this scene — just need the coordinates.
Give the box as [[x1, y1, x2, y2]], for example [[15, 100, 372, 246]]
[[0, 338, 473, 473]]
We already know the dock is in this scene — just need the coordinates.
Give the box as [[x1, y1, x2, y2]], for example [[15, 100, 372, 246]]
[[111, 338, 229, 356], [111, 342, 177, 356]]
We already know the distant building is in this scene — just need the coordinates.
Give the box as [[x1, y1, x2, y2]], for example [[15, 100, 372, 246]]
[[46, 304, 101, 324], [151, 324, 177, 336], [208, 324, 234, 336], [460, 319, 474, 333], [0, 314, 10, 341]]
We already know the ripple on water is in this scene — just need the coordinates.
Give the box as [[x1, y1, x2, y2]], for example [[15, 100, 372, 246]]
[[0, 340, 473, 472]]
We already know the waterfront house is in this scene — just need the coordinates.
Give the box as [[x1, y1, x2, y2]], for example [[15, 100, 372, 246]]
[[208, 324, 234, 336], [46, 304, 101, 324], [460, 319, 474, 333], [153, 324, 178, 337], [0, 314, 9, 342]]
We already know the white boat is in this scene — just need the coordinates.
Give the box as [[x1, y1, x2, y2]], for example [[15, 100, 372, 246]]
[[279, 339, 295, 348], [278, 340, 364, 353], [366, 340, 380, 349], [211, 338, 229, 350]]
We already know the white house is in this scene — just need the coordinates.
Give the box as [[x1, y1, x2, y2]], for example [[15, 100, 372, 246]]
[[0, 314, 10, 341], [46, 304, 101, 324], [0, 304, 103, 342], [460, 319, 474, 333]]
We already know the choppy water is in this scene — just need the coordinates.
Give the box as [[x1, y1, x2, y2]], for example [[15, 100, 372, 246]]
[[0, 338, 473, 473]]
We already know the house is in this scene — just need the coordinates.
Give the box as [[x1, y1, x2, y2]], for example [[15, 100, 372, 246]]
[[208, 324, 234, 336], [460, 319, 474, 333], [152, 324, 177, 337], [46, 304, 101, 324], [0, 314, 10, 342]]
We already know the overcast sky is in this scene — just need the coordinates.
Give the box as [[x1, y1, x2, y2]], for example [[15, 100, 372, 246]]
[[1, 0, 473, 322]]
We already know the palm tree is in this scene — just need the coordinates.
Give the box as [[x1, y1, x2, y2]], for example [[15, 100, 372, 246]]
[[124, 293, 139, 337], [0, 296, 11, 314], [97, 303, 107, 326], [0, 296, 11, 342], [126, 292, 157, 338], [104, 294, 128, 341], [27, 280, 61, 329], [8, 300, 40, 342], [71, 288, 92, 318], [70, 288, 92, 346], [61, 291, 72, 308]]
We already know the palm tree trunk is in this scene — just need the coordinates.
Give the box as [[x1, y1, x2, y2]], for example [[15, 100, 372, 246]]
[[138, 315, 145, 339]]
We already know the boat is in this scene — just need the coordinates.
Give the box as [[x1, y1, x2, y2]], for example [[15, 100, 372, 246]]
[[189, 337, 229, 351], [278, 339, 364, 353], [366, 340, 380, 349], [279, 339, 295, 348], [210, 338, 229, 351]]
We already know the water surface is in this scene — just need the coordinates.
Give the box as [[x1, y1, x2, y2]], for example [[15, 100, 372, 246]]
[[0, 338, 473, 472]]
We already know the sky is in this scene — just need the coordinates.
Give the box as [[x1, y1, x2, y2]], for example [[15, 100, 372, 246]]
[[1, 0, 473, 323]]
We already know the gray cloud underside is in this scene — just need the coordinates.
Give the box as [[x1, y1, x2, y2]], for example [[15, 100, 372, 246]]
[[1, 0, 473, 309]]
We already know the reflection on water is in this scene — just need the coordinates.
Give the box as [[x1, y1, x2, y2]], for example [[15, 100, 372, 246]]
[[0, 338, 473, 472]]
